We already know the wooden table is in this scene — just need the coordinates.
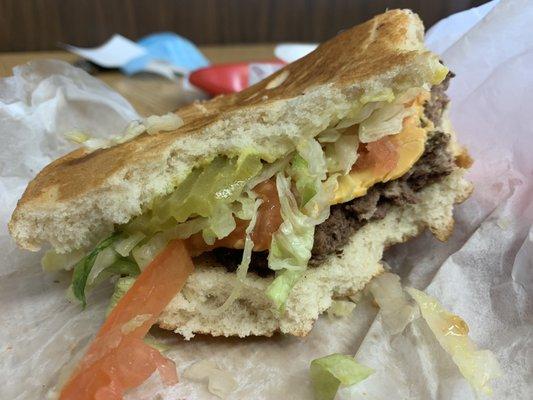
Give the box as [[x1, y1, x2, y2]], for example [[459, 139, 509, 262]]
[[0, 45, 275, 116]]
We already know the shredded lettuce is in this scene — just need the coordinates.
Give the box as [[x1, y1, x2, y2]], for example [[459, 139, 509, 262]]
[[86, 246, 119, 286], [406, 288, 501, 396], [296, 137, 327, 181], [245, 155, 290, 191], [289, 154, 318, 207], [201, 203, 236, 245], [324, 134, 359, 175], [233, 194, 256, 220], [291, 138, 336, 221], [268, 173, 316, 272], [92, 258, 139, 288], [82, 155, 265, 294], [161, 154, 262, 223], [306, 174, 338, 222], [267, 138, 334, 308], [235, 198, 262, 280], [107, 276, 136, 315], [70, 233, 140, 306], [216, 197, 262, 311], [131, 217, 207, 268], [316, 128, 342, 143], [429, 57, 449, 84], [144, 112, 183, 135], [125, 154, 262, 244], [196, 197, 263, 314], [164, 217, 209, 240], [358, 103, 412, 143], [335, 102, 379, 129], [396, 87, 427, 104], [71, 234, 119, 306], [64, 130, 90, 144], [131, 233, 169, 269], [265, 270, 303, 310], [266, 154, 326, 310], [113, 232, 145, 257], [184, 360, 238, 398], [310, 354, 373, 400]]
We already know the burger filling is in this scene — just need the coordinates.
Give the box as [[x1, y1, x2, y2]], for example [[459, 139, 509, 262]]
[[44, 68, 462, 310], [213, 73, 457, 276]]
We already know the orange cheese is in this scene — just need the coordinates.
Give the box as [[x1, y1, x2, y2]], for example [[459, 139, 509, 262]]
[[333, 113, 427, 204]]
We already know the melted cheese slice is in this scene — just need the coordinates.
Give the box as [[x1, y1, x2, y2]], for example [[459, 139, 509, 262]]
[[332, 115, 427, 205]]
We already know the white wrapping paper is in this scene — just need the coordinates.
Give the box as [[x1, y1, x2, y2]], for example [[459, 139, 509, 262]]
[[1, 1, 531, 399]]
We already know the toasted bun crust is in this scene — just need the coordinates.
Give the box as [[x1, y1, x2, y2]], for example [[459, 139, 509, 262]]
[[158, 169, 472, 338], [9, 9, 441, 252]]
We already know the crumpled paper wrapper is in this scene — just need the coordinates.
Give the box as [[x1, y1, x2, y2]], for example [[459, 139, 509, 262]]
[[1, 1, 532, 399]]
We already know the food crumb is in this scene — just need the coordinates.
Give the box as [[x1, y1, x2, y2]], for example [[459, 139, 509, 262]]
[[496, 217, 510, 230]]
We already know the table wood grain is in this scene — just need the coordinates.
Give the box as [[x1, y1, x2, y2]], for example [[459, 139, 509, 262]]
[[0, 0, 489, 52], [0, 45, 275, 116]]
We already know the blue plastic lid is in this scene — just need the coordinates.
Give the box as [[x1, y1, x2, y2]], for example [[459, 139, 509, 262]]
[[122, 32, 210, 76]]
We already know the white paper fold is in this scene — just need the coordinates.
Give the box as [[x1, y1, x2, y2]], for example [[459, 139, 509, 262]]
[[63, 35, 147, 68], [0, 1, 531, 399]]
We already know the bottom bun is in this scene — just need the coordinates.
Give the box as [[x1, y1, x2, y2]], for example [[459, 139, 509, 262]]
[[158, 169, 472, 339]]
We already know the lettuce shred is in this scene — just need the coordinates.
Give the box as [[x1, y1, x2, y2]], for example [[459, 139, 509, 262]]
[[107, 276, 136, 315], [407, 288, 501, 396], [266, 138, 334, 309], [268, 173, 315, 272], [358, 103, 411, 143], [125, 154, 263, 239], [201, 197, 263, 314], [265, 270, 303, 310], [71, 233, 118, 306], [310, 354, 373, 400], [324, 133, 359, 175], [70, 233, 140, 307]]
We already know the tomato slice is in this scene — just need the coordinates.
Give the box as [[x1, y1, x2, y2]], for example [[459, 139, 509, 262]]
[[249, 179, 283, 250], [214, 179, 282, 251], [353, 135, 400, 175], [60, 239, 194, 400]]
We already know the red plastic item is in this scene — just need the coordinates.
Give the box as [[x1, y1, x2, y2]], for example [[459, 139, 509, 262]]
[[189, 61, 286, 96]]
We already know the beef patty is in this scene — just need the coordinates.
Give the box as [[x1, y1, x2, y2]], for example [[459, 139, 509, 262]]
[[425, 71, 454, 127], [311, 130, 454, 261], [211, 77, 455, 274]]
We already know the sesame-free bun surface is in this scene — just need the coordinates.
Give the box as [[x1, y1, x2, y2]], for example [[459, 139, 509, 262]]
[[10, 9, 441, 252]]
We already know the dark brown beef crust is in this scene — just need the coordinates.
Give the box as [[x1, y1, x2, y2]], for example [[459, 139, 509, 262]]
[[211, 249, 272, 277], [402, 129, 455, 190], [424, 71, 454, 127]]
